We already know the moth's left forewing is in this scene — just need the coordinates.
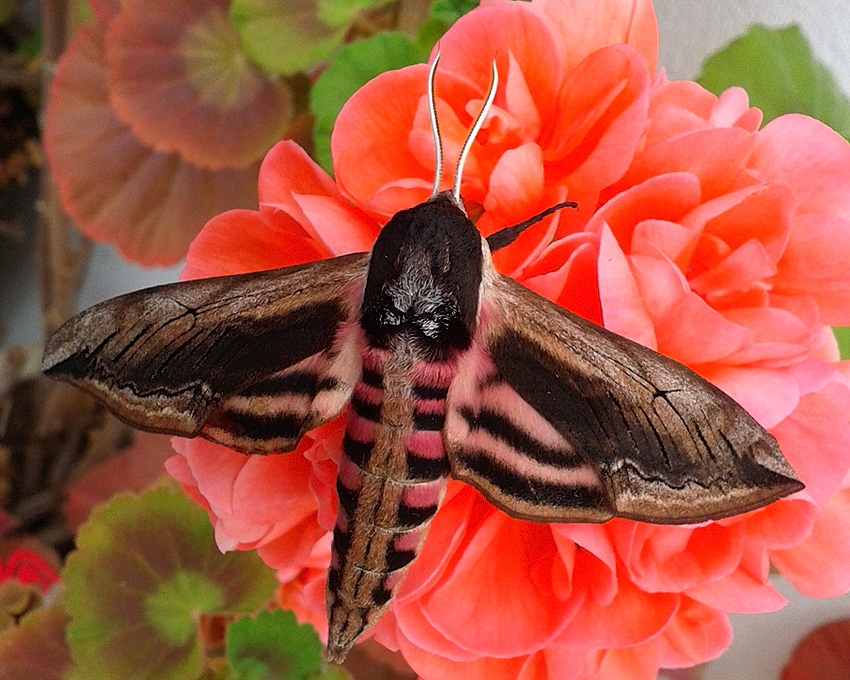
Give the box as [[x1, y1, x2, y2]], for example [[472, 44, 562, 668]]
[[446, 272, 803, 525]]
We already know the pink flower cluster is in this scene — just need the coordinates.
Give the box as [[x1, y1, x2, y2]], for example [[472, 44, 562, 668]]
[[44, 0, 292, 265], [168, 1, 850, 678]]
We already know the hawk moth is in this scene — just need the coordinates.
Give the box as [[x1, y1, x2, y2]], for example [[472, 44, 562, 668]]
[[43, 56, 803, 662]]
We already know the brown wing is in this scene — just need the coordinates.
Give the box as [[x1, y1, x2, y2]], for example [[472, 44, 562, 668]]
[[43, 253, 369, 453], [446, 273, 803, 525]]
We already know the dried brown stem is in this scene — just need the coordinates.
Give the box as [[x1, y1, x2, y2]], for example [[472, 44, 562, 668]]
[[37, 0, 91, 340], [0, 60, 39, 89]]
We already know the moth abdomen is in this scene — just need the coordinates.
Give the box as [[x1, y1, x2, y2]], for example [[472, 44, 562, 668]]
[[325, 346, 455, 663]]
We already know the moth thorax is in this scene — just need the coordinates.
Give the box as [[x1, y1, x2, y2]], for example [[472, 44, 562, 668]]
[[361, 193, 484, 358]]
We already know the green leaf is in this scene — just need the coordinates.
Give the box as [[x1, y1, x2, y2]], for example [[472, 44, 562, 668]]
[[230, 0, 395, 76], [311, 31, 427, 172], [0, 606, 71, 680], [63, 484, 278, 680], [317, 0, 394, 27], [417, 0, 479, 52], [227, 610, 323, 680], [834, 327, 850, 360], [698, 24, 850, 138], [230, 0, 347, 75], [428, 0, 479, 24]]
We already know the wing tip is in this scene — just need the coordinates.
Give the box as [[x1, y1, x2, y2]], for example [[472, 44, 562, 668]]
[[42, 325, 74, 376]]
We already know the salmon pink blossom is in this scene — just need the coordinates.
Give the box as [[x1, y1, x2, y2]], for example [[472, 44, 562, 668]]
[[167, 1, 850, 678], [44, 0, 294, 265]]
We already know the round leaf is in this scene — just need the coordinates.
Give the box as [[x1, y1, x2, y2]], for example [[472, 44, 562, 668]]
[[63, 485, 278, 680]]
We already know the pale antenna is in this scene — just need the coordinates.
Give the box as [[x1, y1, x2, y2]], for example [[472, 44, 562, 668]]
[[427, 49, 443, 198], [452, 59, 498, 204]]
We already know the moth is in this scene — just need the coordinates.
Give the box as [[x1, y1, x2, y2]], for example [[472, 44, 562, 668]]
[[43, 56, 803, 663]]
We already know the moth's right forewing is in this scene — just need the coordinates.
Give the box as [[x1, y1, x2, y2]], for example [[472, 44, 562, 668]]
[[43, 253, 370, 452], [480, 274, 803, 525]]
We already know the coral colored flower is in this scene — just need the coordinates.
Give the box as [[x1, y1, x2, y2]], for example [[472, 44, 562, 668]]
[[167, 1, 850, 679], [44, 0, 293, 265]]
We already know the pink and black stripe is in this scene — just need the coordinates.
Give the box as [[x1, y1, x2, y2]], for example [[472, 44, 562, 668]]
[[326, 351, 456, 657]]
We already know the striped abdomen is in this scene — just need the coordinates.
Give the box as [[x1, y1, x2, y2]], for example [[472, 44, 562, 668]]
[[325, 346, 455, 663]]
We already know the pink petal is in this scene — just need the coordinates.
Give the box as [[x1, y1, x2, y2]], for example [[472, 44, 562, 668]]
[[395, 597, 478, 663], [257, 516, 327, 578], [690, 238, 776, 297], [654, 598, 732, 668], [397, 484, 477, 601], [707, 365, 802, 430], [533, 0, 658, 72], [397, 640, 539, 680], [417, 512, 571, 656], [729, 496, 817, 550], [772, 213, 850, 324], [632, 219, 700, 268], [553, 577, 678, 649], [488, 195, 565, 278], [772, 487, 850, 597], [107, 0, 292, 169], [522, 236, 604, 324], [770, 379, 850, 504], [598, 223, 657, 348], [616, 127, 757, 200], [720, 306, 820, 365], [43, 22, 258, 265], [485, 142, 544, 218], [685, 545, 787, 614], [89, 0, 120, 21], [167, 437, 318, 556], [646, 76, 717, 143], [596, 172, 701, 251], [333, 65, 470, 210], [552, 525, 619, 606], [630, 256, 752, 365], [709, 87, 762, 131], [611, 522, 744, 593], [290, 194, 380, 256], [258, 141, 341, 205], [182, 209, 327, 281], [751, 114, 850, 219], [684, 184, 792, 264], [548, 45, 650, 194], [501, 52, 543, 139], [655, 293, 752, 364], [434, 2, 564, 131], [582, 644, 662, 680]]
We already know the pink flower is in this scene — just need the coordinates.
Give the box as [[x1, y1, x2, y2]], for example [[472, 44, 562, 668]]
[[167, 1, 850, 678], [43, 0, 293, 265]]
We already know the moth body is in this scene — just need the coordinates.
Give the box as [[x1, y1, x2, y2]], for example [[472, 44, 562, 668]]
[[326, 345, 455, 662], [325, 192, 482, 661]]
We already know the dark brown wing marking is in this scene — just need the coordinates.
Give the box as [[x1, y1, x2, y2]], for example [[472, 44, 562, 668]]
[[43, 253, 369, 452]]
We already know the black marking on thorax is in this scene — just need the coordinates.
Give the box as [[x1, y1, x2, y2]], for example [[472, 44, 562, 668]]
[[360, 193, 484, 360]]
